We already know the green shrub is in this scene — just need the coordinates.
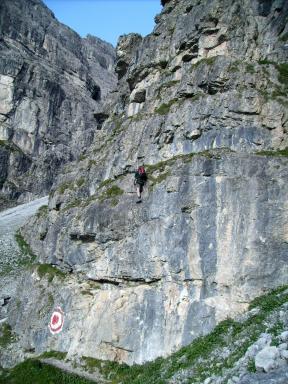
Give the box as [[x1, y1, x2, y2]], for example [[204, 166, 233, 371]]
[[99, 185, 124, 202], [36, 264, 67, 282], [15, 230, 36, 265], [0, 359, 95, 384], [0, 323, 16, 348]]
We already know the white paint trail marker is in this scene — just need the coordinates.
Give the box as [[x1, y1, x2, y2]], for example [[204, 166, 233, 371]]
[[48, 307, 64, 335]]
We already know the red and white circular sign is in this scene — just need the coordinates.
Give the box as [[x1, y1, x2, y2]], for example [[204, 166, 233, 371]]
[[48, 307, 64, 335]]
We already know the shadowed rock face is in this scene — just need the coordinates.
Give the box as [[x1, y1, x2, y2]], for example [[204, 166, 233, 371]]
[[2, 0, 288, 369], [0, 0, 117, 208]]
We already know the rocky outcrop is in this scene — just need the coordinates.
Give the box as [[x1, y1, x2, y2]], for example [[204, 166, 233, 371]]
[[14, 150, 288, 365], [0, 0, 117, 208], [2, 0, 288, 371]]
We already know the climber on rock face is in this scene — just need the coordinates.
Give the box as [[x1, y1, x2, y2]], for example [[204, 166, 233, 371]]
[[134, 166, 147, 203]]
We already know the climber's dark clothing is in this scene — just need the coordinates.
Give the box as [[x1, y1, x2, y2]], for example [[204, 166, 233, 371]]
[[134, 169, 147, 201], [134, 171, 147, 187]]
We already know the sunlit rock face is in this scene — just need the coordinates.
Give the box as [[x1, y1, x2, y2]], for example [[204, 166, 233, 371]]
[[0, 0, 117, 208], [2, 0, 288, 368]]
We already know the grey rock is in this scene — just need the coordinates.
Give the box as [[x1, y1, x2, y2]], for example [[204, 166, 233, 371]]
[[280, 331, 288, 342], [184, 128, 202, 140], [115, 33, 142, 80], [14, 153, 288, 365], [0, 0, 117, 208], [1, 0, 288, 375], [238, 366, 288, 384], [280, 350, 288, 360], [131, 90, 146, 103], [255, 346, 280, 372]]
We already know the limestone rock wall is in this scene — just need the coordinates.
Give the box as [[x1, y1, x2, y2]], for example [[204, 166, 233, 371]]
[[3, 0, 288, 368], [0, 0, 117, 207], [16, 152, 288, 365]]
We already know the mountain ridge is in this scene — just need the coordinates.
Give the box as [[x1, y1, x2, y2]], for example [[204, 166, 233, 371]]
[[0, 0, 287, 382]]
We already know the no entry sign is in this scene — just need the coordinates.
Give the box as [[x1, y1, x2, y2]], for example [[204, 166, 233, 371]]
[[48, 306, 64, 335]]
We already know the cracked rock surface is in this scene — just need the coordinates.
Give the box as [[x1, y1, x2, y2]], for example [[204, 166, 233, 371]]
[[0, 0, 117, 208], [1, 0, 288, 372]]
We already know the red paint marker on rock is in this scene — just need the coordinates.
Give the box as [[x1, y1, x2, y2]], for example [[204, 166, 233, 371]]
[[48, 306, 64, 335]]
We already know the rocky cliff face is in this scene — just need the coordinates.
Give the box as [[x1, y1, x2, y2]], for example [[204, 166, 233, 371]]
[[1, 0, 288, 371], [0, 0, 117, 208]]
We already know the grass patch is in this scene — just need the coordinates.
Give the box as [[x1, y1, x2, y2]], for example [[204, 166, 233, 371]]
[[57, 178, 86, 199], [227, 60, 241, 73], [247, 358, 257, 373], [15, 230, 36, 265], [139, 151, 223, 194], [36, 264, 67, 283], [155, 98, 178, 115], [258, 59, 275, 65], [276, 63, 288, 86], [248, 285, 288, 311], [98, 178, 115, 189], [255, 148, 288, 157], [156, 80, 180, 96], [76, 178, 86, 188], [88, 159, 96, 168], [63, 199, 83, 211], [144, 150, 220, 190], [191, 56, 217, 71], [58, 181, 74, 194], [36, 205, 48, 219], [245, 63, 255, 74], [40, 351, 67, 360], [145, 150, 219, 175], [258, 61, 288, 104], [0, 323, 16, 348], [0, 359, 95, 384], [78, 154, 87, 161], [98, 185, 124, 203], [111, 116, 125, 137]]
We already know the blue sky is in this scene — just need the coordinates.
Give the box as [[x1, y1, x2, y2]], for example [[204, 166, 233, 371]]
[[42, 0, 162, 47]]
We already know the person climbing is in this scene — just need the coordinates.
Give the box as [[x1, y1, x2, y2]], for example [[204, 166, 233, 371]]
[[134, 165, 147, 203]]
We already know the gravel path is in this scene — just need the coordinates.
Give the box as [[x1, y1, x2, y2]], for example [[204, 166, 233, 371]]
[[0, 196, 48, 295]]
